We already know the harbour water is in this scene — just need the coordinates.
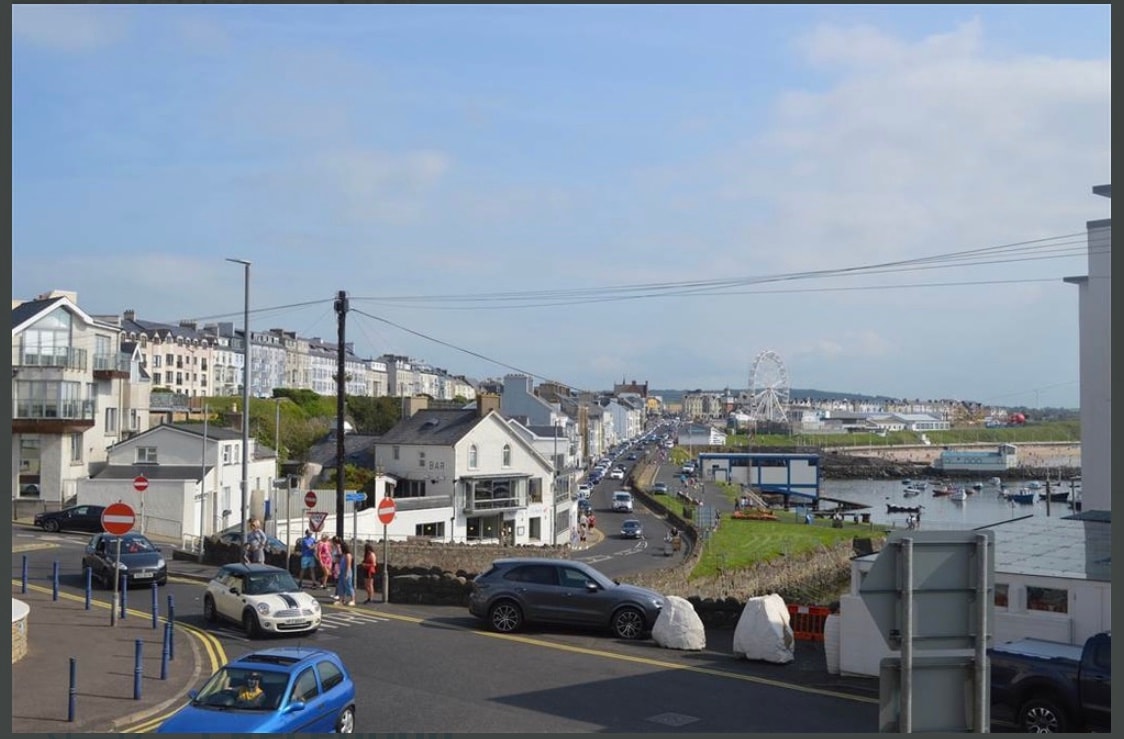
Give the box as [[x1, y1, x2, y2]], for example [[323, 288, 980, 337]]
[[817, 477, 1082, 531]]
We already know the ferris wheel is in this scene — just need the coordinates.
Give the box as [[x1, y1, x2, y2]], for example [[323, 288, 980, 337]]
[[750, 350, 790, 423]]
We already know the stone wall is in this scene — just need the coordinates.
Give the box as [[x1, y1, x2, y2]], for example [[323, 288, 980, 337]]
[[12, 598, 29, 663]]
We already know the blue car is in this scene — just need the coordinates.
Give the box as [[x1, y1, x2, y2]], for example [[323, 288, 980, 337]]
[[156, 647, 356, 733]]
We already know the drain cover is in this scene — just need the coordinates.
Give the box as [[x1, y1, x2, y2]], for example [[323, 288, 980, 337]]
[[648, 712, 700, 727]]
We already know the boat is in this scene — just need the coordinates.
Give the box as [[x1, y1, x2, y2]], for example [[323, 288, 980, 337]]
[[1038, 490, 1070, 503], [901, 479, 913, 486], [887, 503, 924, 514], [903, 484, 925, 497], [971, 482, 984, 491], [988, 477, 1002, 487], [950, 488, 968, 502], [1027, 481, 1043, 490], [931, 485, 954, 496], [1005, 489, 1036, 504]]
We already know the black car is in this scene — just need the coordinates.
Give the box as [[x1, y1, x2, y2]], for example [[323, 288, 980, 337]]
[[34, 505, 106, 534], [468, 557, 664, 639], [619, 519, 643, 539], [82, 532, 168, 588]]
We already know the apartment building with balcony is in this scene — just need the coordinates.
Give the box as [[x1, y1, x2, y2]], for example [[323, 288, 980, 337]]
[[119, 311, 215, 397], [12, 290, 151, 512]]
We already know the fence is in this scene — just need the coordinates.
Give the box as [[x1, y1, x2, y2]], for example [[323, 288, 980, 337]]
[[788, 604, 831, 641]]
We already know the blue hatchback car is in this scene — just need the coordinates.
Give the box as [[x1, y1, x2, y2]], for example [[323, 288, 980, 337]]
[[156, 647, 356, 733]]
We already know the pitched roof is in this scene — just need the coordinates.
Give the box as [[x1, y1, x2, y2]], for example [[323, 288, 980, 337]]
[[376, 409, 483, 446], [92, 465, 214, 482]]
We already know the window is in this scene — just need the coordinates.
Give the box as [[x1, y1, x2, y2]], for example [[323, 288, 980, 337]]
[[528, 477, 542, 503], [136, 446, 158, 464], [129, 409, 139, 430], [505, 564, 557, 586], [152, 355, 161, 368], [105, 407, 118, 433], [222, 445, 231, 464], [994, 583, 1009, 608], [70, 433, 83, 464], [528, 517, 541, 541], [290, 667, 320, 703], [419, 451, 426, 468], [393, 446, 400, 461], [502, 444, 512, 467], [1026, 585, 1068, 614], [317, 661, 345, 692], [558, 564, 595, 589], [468, 444, 478, 469], [165, 353, 174, 366], [414, 521, 445, 538], [153, 372, 161, 385]]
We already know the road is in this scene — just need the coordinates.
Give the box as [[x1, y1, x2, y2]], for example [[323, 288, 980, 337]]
[[13, 471, 879, 733]]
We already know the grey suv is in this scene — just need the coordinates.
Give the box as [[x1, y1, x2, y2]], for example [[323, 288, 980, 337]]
[[468, 558, 664, 639]]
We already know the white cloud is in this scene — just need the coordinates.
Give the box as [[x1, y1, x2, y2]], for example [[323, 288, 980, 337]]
[[311, 149, 451, 225], [12, 5, 127, 52]]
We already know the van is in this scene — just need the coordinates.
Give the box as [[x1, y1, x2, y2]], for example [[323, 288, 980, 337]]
[[611, 491, 634, 513]]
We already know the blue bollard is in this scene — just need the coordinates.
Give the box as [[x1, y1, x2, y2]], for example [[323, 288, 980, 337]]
[[52, 561, 59, 601], [151, 582, 159, 629], [133, 640, 143, 700], [161, 623, 170, 680], [121, 575, 128, 619], [68, 657, 77, 722], [85, 567, 92, 610], [21, 555, 28, 593], [167, 594, 175, 661]]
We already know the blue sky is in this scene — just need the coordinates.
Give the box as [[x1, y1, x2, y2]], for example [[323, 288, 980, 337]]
[[12, 5, 1110, 408]]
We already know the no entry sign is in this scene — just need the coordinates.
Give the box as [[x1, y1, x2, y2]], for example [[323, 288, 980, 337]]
[[377, 497, 396, 525], [304, 491, 317, 508], [133, 475, 149, 493], [102, 502, 136, 535]]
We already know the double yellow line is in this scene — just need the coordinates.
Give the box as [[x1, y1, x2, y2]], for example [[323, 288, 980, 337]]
[[11, 578, 227, 733]]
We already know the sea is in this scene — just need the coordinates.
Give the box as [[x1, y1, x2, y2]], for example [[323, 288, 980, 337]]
[[816, 476, 1082, 531]]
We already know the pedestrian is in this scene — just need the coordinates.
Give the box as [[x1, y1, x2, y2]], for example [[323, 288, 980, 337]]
[[297, 529, 318, 588], [362, 542, 378, 604], [329, 536, 342, 588], [335, 540, 355, 606], [316, 533, 333, 589], [245, 519, 267, 564]]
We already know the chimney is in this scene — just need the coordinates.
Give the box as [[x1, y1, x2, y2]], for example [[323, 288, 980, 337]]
[[179, 319, 197, 331], [477, 392, 501, 418], [124, 309, 136, 322], [402, 395, 430, 417]]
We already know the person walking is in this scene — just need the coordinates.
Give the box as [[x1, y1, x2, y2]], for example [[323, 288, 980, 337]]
[[297, 529, 318, 588], [316, 533, 334, 589], [245, 519, 267, 564], [361, 542, 378, 604], [335, 541, 356, 606]]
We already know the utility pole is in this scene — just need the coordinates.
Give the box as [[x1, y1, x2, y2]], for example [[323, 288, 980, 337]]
[[335, 291, 348, 540]]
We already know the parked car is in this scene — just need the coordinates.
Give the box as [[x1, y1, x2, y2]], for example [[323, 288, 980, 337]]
[[82, 532, 168, 588], [651, 482, 669, 495], [212, 528, 290, 556], [203, 563, 322, 638], [35, 504, 106, 533], [619, 519, 643, 539], [989, 631, 1111, 732], [155, 646, 356, 733], [577, 498, 593, 514], [626, 453, 638, 461], [468, 557, 665, 639], [577, 484, 592, 499], [611, 491, 634, 513]]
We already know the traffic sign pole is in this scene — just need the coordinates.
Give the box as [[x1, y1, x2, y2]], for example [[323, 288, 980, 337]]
[[382, 522, 389, 604], [111, 537, 121, 627]]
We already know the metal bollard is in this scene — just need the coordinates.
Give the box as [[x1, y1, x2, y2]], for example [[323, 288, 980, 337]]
[[167, 594, 175, 661], [161, 622, 170, 680], [21, 555, 28, 593], [52, 561, 60, 601], [121, 575, 128, 619], [68, 657, 77, 722], [151, 582, 159, 629], [133, 640, 143, 700], [85, 567, 92, 610]]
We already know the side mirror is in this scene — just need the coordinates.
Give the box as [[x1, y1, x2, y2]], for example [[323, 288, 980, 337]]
[[286, 700, 307, 713], [188, 690, 198, 700]]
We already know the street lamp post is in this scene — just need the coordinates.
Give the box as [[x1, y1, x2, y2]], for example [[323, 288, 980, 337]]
[[227, 258, 251, 546]]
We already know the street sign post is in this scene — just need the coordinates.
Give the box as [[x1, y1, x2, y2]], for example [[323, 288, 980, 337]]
[[102, 502, 135, 628], [377, 498, 396, 603], [345, 491, 367, 503], [133, 476, 148, 535], [307, 511, 328, 533], [304, 491, 317, 509]]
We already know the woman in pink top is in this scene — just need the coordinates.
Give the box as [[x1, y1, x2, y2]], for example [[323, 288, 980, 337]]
[[316, 533, 334, 589]]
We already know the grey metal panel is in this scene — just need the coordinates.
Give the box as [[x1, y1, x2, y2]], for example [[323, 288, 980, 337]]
[[879, 655, 984, 733]]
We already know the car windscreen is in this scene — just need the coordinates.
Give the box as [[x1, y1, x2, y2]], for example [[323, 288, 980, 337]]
[[103, 536, 156, 554], [245, 571, 300, 595], [192, 666, 288, 711]]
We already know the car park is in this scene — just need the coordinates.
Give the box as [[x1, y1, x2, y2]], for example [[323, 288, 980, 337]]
[[467, 557, 665, 639], [611, 491, 634, 512], [155, 646, 356, 733], [34, 504, 106, 533], [619, 519, 643, 539], [82, 532, 168, 588], [203, 563, 322, 638]]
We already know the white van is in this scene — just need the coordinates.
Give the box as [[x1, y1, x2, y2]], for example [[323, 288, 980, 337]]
[[611, 491, 634, 513], [577, 484, 592, 499]]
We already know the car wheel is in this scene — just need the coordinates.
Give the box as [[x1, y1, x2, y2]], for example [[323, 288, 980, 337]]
[[488, 600, 523, 634], [203, 595, 218, 623], [42, 520, 60, 533], [242, 609, 262, 638], [335, 705, 355, 733], [611, 607, 646, 639], [1018, 696, 1070, 733]]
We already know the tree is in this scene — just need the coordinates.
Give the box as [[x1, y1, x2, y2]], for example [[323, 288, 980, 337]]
[[346, 396, 402, 434]]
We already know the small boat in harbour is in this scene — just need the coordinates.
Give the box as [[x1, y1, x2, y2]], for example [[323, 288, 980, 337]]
[[988, 477, 1002, 487], [931, 485, 954, 496], [950, 487, 968, 502], [1027, 481, 1043, 490], [903, 484, 925, 497], [887, 503, 924, 514], [1038, 490, 1070, 503], [1005, 489, 1036, 504], [971, 482, 984, 491]]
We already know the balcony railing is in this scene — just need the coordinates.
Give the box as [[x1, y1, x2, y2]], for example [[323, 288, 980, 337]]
[[392, 495, 453, 512], [13, 398, 97, 421], [16, 347, 88, 371], [465, 492, 526, 513], [93, 354, 131, 373]]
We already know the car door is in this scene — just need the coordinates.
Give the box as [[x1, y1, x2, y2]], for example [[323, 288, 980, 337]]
[[314, 659, 350, 730], [505, 563, 562, 623], [282, 665, 331, 732], [553, 564, 606, 625], [77, 506, 104, 532], [85, 535, 112, 584], [1079, 635, 1111, 730], [215, 571, 247, 622]]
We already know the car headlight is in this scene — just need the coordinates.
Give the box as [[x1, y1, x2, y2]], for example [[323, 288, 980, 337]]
[[310, 600, 321, 612], [650, 597, 664, 609], [156, 558, 166, 569], [116, 561, 129, 571], [255, 602, 271, 615]]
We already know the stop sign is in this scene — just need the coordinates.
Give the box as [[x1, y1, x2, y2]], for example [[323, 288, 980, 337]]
[[101, 502, 136, 535], [133, 475, 149, 493], [304, 491, 317, 509], [377, 497, 396, 525]]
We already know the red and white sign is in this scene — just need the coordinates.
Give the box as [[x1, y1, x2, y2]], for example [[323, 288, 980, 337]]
[[307, 511, 329, 533], [133, 475, 149, 493], [102, 502, 136, 535], [377, 497, 396, 525], [304, 491, 317, 509]]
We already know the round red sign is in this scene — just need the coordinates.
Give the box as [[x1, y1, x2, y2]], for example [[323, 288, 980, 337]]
[[377, 497, 396, 525], [102, 502, 136, 535], [304, 491, 317, 509], [133, 475, 149, 493]]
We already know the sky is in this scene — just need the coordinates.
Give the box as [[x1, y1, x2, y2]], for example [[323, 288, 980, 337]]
[[11, 5, 1110, 409]]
